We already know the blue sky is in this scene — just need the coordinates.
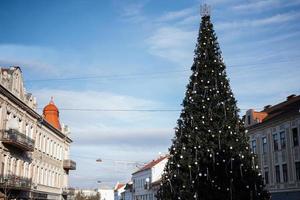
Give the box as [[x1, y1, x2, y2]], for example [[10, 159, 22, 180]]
[[1, 0, 300, 188]]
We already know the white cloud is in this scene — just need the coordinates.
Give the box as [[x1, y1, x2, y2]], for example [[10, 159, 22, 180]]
[[157, 7, 195, 22], [233, 0, 300, 11], [32, 88, 176, 187], [232, 0, 281, 11], [33, 89, 176, 146], [146, 26, 196, 65], [69, 144, 168, 188], [119, 1, 148, 23], [217, 12, 300, 30], [0, 44, 58, 74]]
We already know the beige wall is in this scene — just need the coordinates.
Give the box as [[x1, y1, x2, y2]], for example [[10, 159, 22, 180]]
[[0, 67, 73, 199], [248, 115, 300, 193]]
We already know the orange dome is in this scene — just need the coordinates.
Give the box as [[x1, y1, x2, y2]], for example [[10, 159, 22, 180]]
[[43, 97, 61, 130]]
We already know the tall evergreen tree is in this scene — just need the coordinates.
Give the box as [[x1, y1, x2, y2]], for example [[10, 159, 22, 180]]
[[157, 6, 270, 200]]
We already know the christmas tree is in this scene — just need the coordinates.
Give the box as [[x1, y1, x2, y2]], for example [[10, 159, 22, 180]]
[[157, 5, 270, 200]]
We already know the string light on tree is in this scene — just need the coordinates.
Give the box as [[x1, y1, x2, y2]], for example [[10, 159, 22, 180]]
[[157, 4, 270, 200]]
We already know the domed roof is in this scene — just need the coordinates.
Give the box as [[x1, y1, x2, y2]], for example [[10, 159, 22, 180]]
[[43, 99, 59, 112], [43, 97, 61, 130]]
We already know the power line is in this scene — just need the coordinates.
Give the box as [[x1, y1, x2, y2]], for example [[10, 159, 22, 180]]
[[25, 57, 300, 83], [37, 108, 181, 112], [36, 107, 262, 112], [71, 154, 147, 165], [26, 69, 189, 82]]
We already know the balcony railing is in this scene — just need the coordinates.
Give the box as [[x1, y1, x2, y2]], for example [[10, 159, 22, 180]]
[[0, 175, 32, 190], [1, 129, 35, 152], [63, 159, 76, 170]]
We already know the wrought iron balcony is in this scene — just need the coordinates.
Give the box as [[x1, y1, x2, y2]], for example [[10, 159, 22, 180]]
[[0, 175, 32, 190], [1, 129, 35, 152], [63, 159, 76, 170]]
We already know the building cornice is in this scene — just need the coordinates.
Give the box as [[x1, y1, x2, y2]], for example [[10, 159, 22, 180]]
[[0, 84, 72, 143], [247, 112, 300, 133]]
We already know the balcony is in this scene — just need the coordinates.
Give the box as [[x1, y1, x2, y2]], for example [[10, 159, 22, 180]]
[[1, 129, 35, 152], [0, 175, 32, 190], [63, 159, 76, 170]]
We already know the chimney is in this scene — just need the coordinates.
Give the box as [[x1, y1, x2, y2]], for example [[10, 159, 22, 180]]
[[287, 94, 296, 101], [264, 105, 272, 110]]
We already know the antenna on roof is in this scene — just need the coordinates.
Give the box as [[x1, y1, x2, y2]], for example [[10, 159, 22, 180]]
[[201, 4, 211, 17]]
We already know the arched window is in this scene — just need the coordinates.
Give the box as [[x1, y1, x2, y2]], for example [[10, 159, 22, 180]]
[[50, 140, 53, 156], [29, 163, 32, 179], [35, 133, 39, 148], [39, 133, 42, 150], [37, 166, 40, 184], [52, 142, 55, 156], [25, 123, 30, 137], [18, 118, 23, 133], [32, 164, 35, 182], [11, 158, 16, 176], [16, 159, 20, 176], [44, 168, 47, 185], [53, 142, 56, 158], [24, 162, 28, 178], [46, 137, 50, 154], [58, 174, 61, 187], [30, 126, 34, 139], [7, 157, 11, 175], [56, 144, 59, 159], [43, 136, 45, 152], [41, 168, 44, 185], [3, 155, 8, 175], [60, 146, 63, 160]]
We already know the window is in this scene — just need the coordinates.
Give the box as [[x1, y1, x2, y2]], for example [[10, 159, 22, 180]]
[[264, 168, 269, 184], [282, 164, 288, 182], [247, 115, 251, 125], [262, 137, 267, 154], [275, 165, 280, 183], [292, 128, 299, 146], [273, 133, 279, 151], [251, 140, 257, 154], [39, 133, 42, 150], [25, 124, 30, 137], [296, 162, 300, 181], [1, 161, 4, 175], [43, 136, 46, 152], [280, 131, 286, 149], [18, 119, 23, 132]]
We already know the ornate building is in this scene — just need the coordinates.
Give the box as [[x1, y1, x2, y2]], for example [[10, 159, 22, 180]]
[[245, 94, 300, 200], [0, 66, 76, 199]]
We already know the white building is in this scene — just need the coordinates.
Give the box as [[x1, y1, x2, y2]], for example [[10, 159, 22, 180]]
[[120, 182, 133, 200], [98, 188, 114, 200], [131, 156, 168, 200], [114, 182, 125, 200], [0, 66, 76, 199]]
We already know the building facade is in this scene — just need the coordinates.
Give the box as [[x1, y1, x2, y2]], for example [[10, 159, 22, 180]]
[[114, 183, 125, 200], [120, 182, 133, 200], [245, 94, 300, 200], [98, 188, 114, 200], [0, 67, 76, 199], [131, 156, 167, 200]]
